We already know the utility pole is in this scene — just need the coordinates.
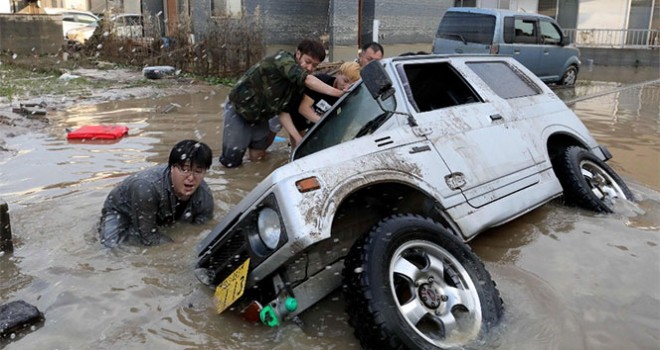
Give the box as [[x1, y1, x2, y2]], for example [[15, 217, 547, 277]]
[[358, 0, 362, 49], [358, 0, 376, 49]]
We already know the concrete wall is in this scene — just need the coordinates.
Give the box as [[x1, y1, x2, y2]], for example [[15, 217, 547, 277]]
[[0, 14, 63, 55], [580, 47, 660, 67], [189, 0, 452, 47], [244, 0, 330, 45], [332, 0, 449, 47], [372, 0, 449, 44]]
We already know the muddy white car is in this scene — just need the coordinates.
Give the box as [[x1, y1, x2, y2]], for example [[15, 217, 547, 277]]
[[195, 54, 633, 349]]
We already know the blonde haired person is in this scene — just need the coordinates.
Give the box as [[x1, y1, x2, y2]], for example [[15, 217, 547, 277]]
[[280, 61, 362, 147]]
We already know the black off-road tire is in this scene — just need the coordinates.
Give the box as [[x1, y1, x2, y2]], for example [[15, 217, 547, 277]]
[[552, 146, 634, 213], [342, 214, 503, 350], [559, 65, 578, 86]]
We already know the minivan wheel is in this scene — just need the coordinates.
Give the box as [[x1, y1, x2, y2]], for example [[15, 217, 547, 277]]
[[552, 146, 634, 213], [559, 65, 578, 86], [342, 214, 503, 350]]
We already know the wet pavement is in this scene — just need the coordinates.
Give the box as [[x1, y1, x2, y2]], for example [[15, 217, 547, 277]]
[[1, 65, 659, 349]]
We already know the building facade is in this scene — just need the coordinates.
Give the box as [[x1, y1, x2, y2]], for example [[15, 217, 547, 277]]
[[3, 0, 657, 49]]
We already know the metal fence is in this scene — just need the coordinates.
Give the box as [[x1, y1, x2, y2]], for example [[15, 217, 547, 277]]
[[563, 29, 660, 49]]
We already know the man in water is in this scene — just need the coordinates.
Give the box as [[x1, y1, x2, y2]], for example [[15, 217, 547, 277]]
[[99, 139, 214, 247]]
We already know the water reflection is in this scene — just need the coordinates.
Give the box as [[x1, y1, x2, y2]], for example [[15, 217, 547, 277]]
[[571, 81, 660, 190]]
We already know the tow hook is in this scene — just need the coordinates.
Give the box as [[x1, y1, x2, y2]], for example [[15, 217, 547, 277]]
[[259, 296, 298, 327]]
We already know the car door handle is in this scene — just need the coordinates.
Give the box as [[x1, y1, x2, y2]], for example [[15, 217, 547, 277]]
[[490, 114, 503, 121], [513, 49, 520, 54]]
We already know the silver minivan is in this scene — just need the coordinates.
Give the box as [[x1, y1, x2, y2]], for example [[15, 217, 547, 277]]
[[432, 7, 581, 86]]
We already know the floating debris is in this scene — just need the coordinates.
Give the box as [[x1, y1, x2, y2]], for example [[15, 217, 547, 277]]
[[11, 102, 47, 118], [143, 66, 176, 80]]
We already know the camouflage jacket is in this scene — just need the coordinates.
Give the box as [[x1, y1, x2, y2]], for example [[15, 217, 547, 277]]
[[228, 50, 308, 123]]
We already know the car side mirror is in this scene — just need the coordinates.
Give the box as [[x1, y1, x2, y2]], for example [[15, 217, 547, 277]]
[[560, 35, 570, 46], [361, 61, 395, 100]]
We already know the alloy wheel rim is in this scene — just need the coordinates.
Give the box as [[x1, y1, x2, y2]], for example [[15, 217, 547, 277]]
[[389, 239, 482, 347], [580, 159, 626, 208]]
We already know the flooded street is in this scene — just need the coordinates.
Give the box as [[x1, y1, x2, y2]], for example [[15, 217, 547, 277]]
[[1, 65, 659, 349]]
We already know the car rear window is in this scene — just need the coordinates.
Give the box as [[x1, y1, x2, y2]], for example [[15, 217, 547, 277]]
[[436, 12, 496, 45], [467, 62, 541, 99]]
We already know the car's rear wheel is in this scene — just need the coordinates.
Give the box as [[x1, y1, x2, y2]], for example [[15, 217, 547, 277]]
[[559, 65, 578, 86], [342, 214, 503, 349], [552, 146, 634, 213]]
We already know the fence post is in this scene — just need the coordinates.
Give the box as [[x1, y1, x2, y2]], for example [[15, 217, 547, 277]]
[[0, 199, 13, 253]]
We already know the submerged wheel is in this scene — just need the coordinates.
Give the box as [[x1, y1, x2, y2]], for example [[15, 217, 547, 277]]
[[342, 214, 503, 350], [552, 146, 634, 213], [559, 65, 578, 86]]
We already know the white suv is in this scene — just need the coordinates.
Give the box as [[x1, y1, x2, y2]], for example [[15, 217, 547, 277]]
[[195, 54, 633, 349], [65, 14, 146, 44], [43, 8, 99, 39]]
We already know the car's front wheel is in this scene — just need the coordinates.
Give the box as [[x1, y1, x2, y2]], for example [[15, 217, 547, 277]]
[[342, 214, 503, 349], [552, 146, 634, 213]]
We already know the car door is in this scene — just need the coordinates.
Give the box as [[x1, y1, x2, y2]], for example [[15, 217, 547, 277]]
[[498, 16, 542, 75], [535, 19, 571, 80], [397, 60, 542, 208]]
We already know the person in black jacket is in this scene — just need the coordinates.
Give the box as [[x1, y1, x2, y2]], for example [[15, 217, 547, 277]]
[[99, 140, 214, 248], [282, 61, 362, 145]]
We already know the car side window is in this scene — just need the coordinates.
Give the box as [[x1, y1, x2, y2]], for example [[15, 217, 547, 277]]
[[467, 62, 541, 99], [539, 20, 562, 45], [402, 62, 480, 113], [125, 16, 142, 26], [78, 14, 97, 24], [504, 17, 538, 44]]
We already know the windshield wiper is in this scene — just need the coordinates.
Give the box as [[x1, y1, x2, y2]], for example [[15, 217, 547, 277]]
[[440, 33, 467, 45], [355, 113, 390, 138]]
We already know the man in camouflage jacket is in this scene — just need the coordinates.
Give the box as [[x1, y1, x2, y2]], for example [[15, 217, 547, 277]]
[[219, 39, 346, 168]]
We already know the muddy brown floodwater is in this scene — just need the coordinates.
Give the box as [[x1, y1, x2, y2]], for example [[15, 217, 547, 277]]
[[1, 65, 658, 350]]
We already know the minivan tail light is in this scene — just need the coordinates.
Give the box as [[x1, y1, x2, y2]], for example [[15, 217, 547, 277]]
[[490, 44, 499, 54]]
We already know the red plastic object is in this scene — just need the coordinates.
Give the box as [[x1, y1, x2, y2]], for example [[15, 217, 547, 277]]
[[66, 125, 129, 140]]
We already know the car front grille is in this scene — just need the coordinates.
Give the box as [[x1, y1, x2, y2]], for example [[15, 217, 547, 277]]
[[200, 229, 249, 286]]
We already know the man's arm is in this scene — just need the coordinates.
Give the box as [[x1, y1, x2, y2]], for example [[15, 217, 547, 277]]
[[304, 74, 345, 97], [298, 94, 322, 123], [278, 111, 303, 147]]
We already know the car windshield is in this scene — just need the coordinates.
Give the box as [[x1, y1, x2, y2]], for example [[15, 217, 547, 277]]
[[293, 82, 396, 160]]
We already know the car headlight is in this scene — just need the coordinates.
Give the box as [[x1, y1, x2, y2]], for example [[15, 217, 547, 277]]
[[257, 207, 281, 250]]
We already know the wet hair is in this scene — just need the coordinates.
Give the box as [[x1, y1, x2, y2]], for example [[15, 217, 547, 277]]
[[169, 140, 213, 169], [338, 61, 361, 82], [361, 42, 384, 56], [297, 39, 326, 62]]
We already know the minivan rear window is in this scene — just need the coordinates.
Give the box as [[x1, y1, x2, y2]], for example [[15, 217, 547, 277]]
[[436, 12, 496, 45]]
